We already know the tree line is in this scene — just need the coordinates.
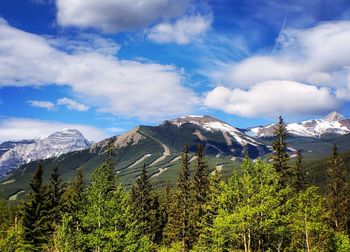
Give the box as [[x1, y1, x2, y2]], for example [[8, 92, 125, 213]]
[[0, 116, 350, 251]]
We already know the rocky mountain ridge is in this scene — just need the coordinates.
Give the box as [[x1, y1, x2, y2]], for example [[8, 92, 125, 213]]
[[0, 129, 91, 178]]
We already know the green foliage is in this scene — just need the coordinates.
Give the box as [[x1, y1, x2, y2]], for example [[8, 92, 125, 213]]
[[194, 169, 223, 251], [291, 150, 308, 192], [131, 163, 164, 244], [333, 232, 350, 252], [191, 144, 210, 244], [288, 186, 330, 251], [21, 163, 50, 250], [213, 158, 290, 251], [0, 192, 12, 240], [2, 139, 346, 251], [0, 225, 31, 252], [164, 145, 193, 251], [271, 116, 290, 186], [327, 145, 350, 232]]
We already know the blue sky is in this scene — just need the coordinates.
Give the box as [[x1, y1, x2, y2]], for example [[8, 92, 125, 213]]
[[1, 0, 350, 141]]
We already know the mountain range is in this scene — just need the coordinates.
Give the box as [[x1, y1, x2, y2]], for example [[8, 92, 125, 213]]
[[1, 112, 350, 199], [0, 129, 91, 178], [247, 111, 350, 138]]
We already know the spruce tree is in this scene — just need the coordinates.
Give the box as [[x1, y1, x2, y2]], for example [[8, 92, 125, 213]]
[[164, 145, 192, 251], [131, 163, 162, 243], [191, 144, 210, 240], [290, 150, 308, 192], [178, 145, 192, 251], [271, 116, 290, 186], [64, 167, 86, 214], [21, 162, 49, 250], [59, 168, 86, 250], [327, 145, 349, 232], [194, 169, 222, 250], [48, 165, 66, 226]]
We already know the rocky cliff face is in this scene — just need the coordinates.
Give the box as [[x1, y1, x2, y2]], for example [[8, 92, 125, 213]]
[[0, 129, 91, 178]]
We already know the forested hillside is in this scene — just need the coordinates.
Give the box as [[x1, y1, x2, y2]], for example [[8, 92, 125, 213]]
[[1, 117, 350, 251]]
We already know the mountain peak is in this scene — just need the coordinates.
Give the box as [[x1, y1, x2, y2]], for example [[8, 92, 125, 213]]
[[324, 111, 344, 122], [166, 115, 223, 126]]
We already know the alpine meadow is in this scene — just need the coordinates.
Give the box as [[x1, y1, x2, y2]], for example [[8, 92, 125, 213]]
[[1, 0, 350, 251]]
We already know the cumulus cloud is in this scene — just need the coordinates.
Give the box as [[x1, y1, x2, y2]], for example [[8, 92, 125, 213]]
[[217, 21, 350, 90], [204, 81, 339, 118], [57, 97, 89, 111], [147, 15, 212, 45], [27, 100, 55, 110], [0, 18, 198, 120], [203, 21, 350, 117], [0, 117, 109, 142], [56, 0, 189, 32]]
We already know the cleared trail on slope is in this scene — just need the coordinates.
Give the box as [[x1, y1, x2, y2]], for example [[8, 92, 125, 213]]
[[149, 143, 171, 166], [127, 154, 152, 169]]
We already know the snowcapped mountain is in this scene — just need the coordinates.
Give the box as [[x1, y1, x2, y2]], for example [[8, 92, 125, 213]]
[[248, 112, 350, 138], [0, 140, 36, 157], [0, 129, 92, 178], [166, 115, 261, 147]]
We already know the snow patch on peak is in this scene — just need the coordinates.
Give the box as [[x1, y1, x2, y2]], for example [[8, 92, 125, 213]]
[[324, 111, 344, 122], [180, 115, 204, 119], [0, 129, 91, 178], [249, 113, 350, 138]]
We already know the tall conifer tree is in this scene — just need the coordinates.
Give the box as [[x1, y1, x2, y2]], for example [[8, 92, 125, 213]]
[[21, 163, 48, 250], [271, 116, 290, 186], [131, 163, 162, 243], [327, 145, 349, 232], [191, 144, 210, 240], [48, 165, 65, 226], [164, 145, 193, 251], [290, 150, 308, 192]]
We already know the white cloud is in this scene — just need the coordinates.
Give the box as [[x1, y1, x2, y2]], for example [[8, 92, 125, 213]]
[[204, 81, 339, 118], [27, 100, 55, 110], [0, 18, 198, 120], [57, 97, 89, 111], [56, 0, 189, 32], [0, 117, 109, 142], [147, 15, 212, 45], [216, 21, 350, 90], [203, 21, 350, 117]]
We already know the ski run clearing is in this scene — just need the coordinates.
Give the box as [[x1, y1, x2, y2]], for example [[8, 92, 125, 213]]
[[150, 143, 171, 166], [128, 154, 151, 169]]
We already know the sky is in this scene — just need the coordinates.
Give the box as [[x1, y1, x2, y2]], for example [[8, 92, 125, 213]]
[[1, 0, 350, 142]]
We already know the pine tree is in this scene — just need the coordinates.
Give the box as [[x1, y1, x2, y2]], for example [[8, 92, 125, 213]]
[[106, 139, 116, 170], [327, 145, 349, 232], [290, 150, 308, 192], [131, 163, 162, 243], [271, 116, 290, 186], [178, 145, 193, 252], [21, 162, 49, 250], [0, 191, 12, 240], [165, 145, 193, 251], [191, 144, 210, 241], [194, 169, 223, 250], [64, 167, 86, 214], [48, 165, 66, 226]]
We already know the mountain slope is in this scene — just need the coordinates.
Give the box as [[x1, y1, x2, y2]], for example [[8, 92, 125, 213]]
[[0, 115, 267, 198], [2, 114, 350, 199]]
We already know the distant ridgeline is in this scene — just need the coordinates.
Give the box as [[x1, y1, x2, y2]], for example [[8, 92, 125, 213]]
[[1, 112, 350, 199], [0, 121, 349, 251]]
